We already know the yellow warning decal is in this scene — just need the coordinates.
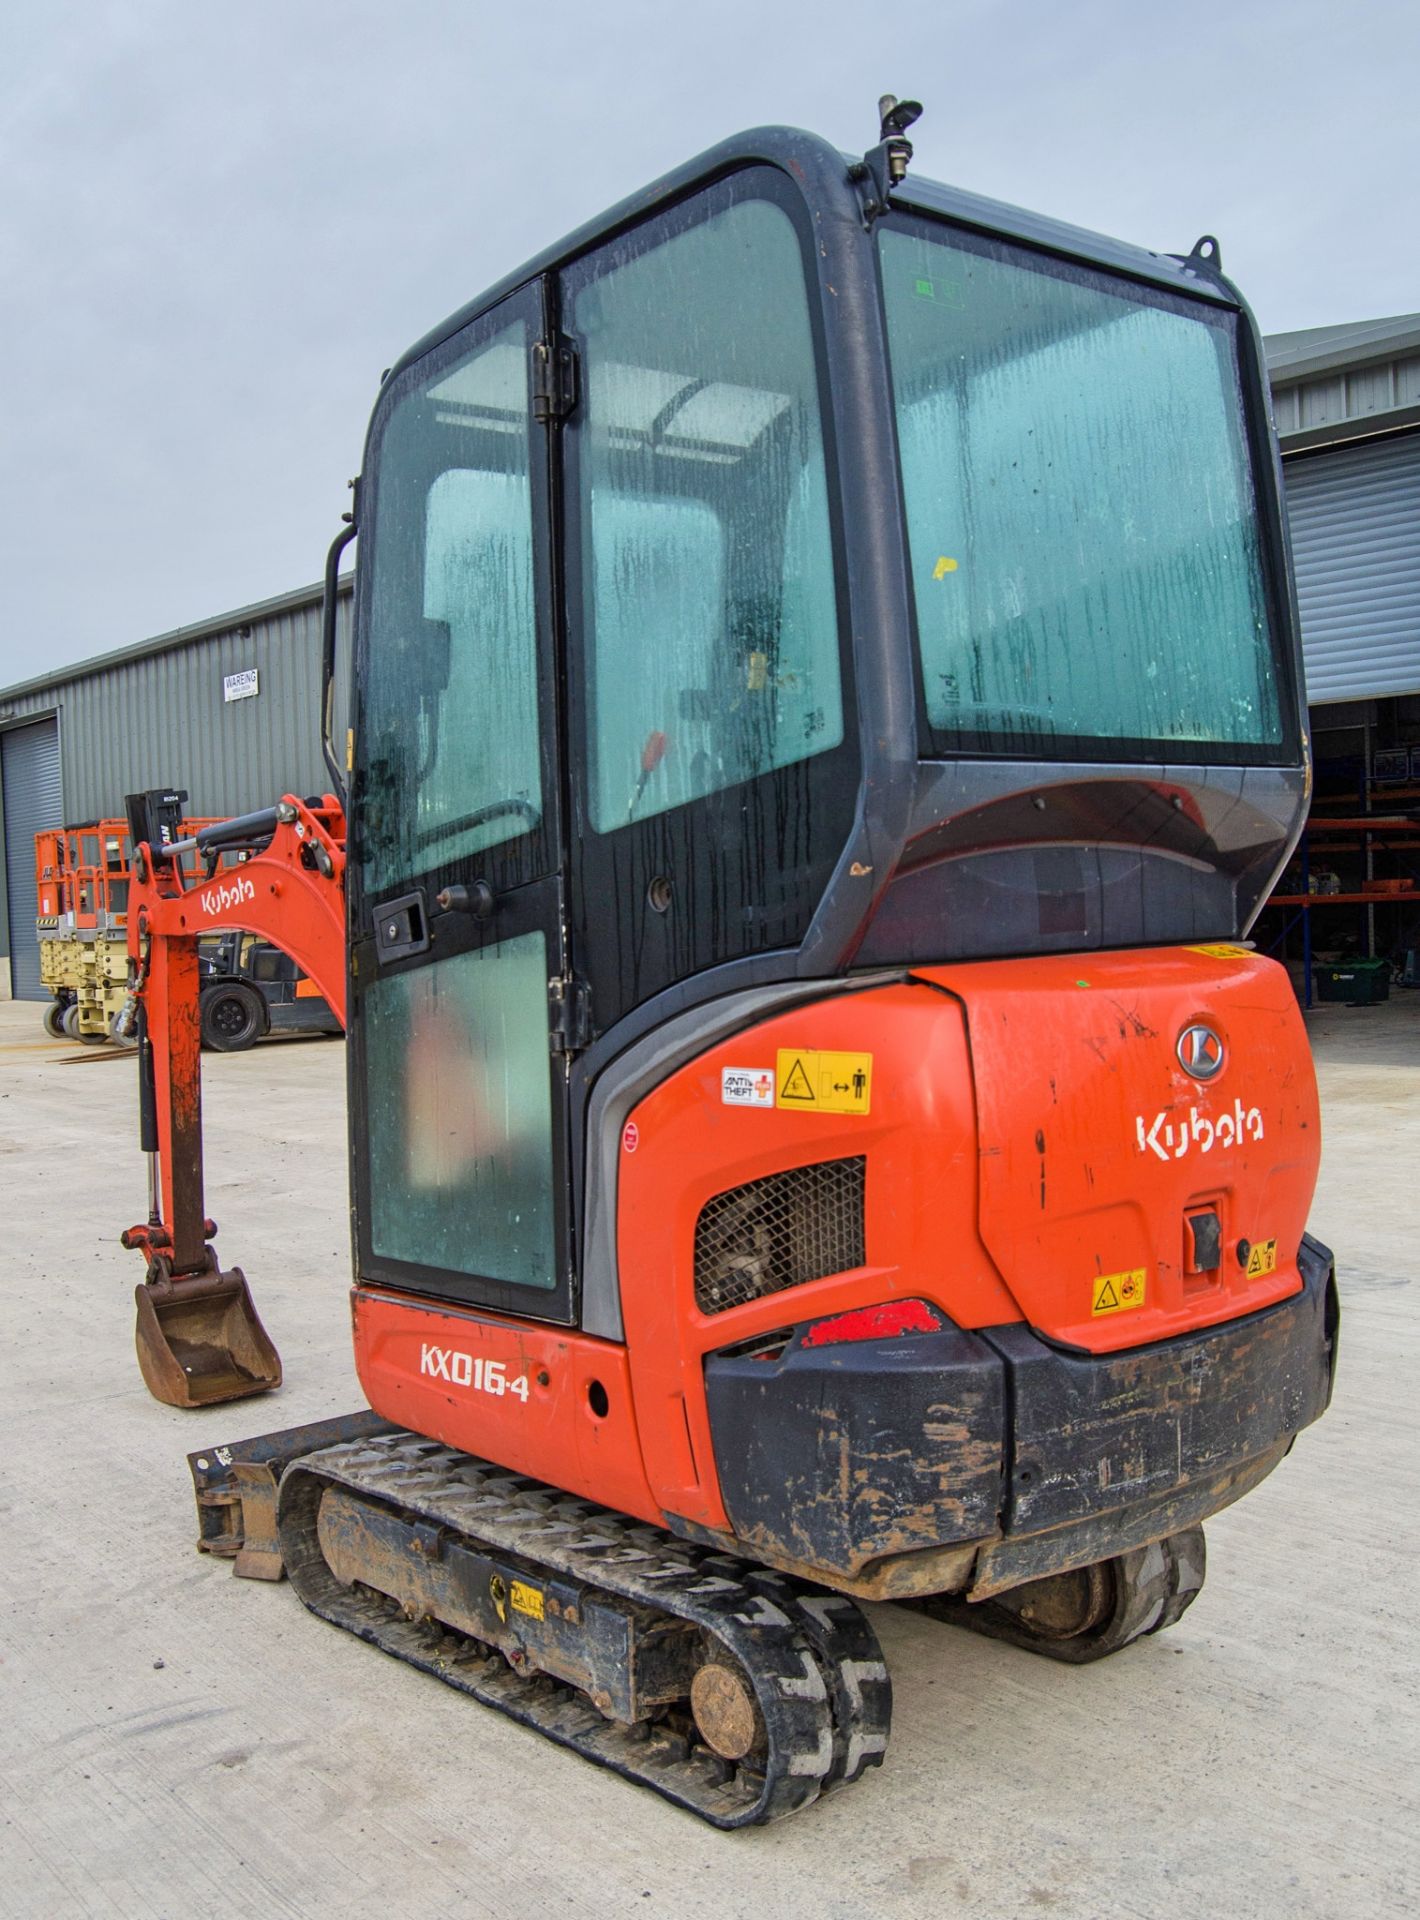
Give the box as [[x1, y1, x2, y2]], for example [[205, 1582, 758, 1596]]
[[775, 1048, 872, 1116], [933, 556, 959, 579], [1092, 1269, 1147, 1316], [1246, 1238, 1278, 1279], [1187, 943, 1252, 959], [509, 1580, 545, 1621]]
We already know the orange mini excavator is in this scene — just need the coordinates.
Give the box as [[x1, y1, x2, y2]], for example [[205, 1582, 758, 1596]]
[[124, 103, 1337, 1827]]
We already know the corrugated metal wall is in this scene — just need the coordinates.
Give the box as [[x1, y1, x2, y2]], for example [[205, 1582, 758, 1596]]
[[1283, 432, 1420, 704], [1271, 351, 1420, 439], [0, 587, 351, 825]]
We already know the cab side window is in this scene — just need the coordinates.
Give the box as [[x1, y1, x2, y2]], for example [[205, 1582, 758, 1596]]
[[567, 194, 844, 834]]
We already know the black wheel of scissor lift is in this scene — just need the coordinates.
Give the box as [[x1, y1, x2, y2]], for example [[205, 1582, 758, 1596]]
[[108, 1011, 138, 1048], [274, 1430, 891, 1828], [60, 1001, 107, 1044], [200, 981, 267, 1053]]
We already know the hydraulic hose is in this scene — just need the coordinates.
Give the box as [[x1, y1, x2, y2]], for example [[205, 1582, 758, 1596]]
[[136, 1004, 161, 1225]]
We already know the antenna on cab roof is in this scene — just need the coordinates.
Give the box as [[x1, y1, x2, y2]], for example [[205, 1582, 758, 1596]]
[[851, 93, 924, 223]]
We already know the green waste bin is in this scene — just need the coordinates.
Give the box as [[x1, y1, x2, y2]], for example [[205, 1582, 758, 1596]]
[[1316, 958, 1391, 1005]]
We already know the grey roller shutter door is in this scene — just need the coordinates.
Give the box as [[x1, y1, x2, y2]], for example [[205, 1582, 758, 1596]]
[[1283, 430, 1420, 704], [3, 718, 63, 1000]]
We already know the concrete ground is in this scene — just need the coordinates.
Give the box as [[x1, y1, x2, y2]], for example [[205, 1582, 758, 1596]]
[[0, 992, 1416, 1920]]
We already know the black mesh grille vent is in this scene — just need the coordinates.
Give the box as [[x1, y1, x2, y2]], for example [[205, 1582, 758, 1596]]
[[693, 1157, 866, 1315]]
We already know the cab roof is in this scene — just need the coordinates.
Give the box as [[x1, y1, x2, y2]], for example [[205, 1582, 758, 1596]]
[[381, 123, 1236, 396]]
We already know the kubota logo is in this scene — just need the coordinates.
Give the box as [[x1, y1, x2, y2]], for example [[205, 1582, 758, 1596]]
[[199, 875, 256, 918], [1177, 1024, 1225, 1080], [1136, 1099, 1264, 1162]]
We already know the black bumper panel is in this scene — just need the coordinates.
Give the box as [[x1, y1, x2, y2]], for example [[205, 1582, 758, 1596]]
[[703, 1328, 1006, 1574], [996, 1233, 1338, 1537], [703, 1235, 1338, 1590]]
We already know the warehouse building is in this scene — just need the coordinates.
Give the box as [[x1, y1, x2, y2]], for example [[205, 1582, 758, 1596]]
[[1257, 313, 1420, 992], [1272, 312, 1420, 734], [1, 314, 1417, 1001], [0, 580, 351, 998]]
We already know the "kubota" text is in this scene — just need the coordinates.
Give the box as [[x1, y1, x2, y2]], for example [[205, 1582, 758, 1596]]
[[1135, 1100, 1264, 1162], [199, 875, 256, 918]]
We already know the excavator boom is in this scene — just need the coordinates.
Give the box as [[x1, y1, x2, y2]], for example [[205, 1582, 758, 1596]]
[[120, 791, 345, 1405]]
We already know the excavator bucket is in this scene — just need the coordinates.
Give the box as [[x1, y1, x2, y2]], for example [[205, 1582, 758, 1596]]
[[134, 1264, 282, 1408]]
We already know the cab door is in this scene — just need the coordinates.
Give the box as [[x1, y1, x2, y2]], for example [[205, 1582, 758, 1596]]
[[348, 282, 575, 1321], [557, 166, 859, 1034]]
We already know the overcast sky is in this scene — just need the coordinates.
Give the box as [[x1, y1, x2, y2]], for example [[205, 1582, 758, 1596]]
[[1, 0, 1415, 689]]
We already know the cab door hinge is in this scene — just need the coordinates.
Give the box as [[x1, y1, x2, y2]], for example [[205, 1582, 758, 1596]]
[[548, 973, 592, 1055], [532, 335, 579, 423]]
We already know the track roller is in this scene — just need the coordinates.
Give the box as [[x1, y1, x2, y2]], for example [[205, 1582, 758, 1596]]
[[916, 1528, 1206, 1663], [273, 1429, 892, 1828]]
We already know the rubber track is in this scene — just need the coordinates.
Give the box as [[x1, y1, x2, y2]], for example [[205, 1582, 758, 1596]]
[[276, 1430, 891, 1828], [915, 1527, 1207, 1663]]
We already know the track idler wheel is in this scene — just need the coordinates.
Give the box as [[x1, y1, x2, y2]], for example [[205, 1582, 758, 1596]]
[[690, 1655, 767, 1764], [919, 1527, 1206, 1663]]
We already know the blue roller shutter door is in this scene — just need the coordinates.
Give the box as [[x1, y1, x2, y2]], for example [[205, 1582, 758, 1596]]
[[1284, 431, 1420, 704], [3, 718, 63, 1000]]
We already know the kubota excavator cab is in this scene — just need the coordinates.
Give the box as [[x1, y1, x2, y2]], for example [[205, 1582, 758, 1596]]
[[183, 108, 1336, 1823]]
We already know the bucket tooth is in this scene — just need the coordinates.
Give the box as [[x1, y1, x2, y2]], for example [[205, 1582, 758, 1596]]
[[134, 1263, 282, 1408]]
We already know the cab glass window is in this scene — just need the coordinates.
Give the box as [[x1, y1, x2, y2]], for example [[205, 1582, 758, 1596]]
[[364, 933, 556, 1289], [880, 220, 1287, 763], [356, 315, 543, 894], [567, 188, 843, 832]]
